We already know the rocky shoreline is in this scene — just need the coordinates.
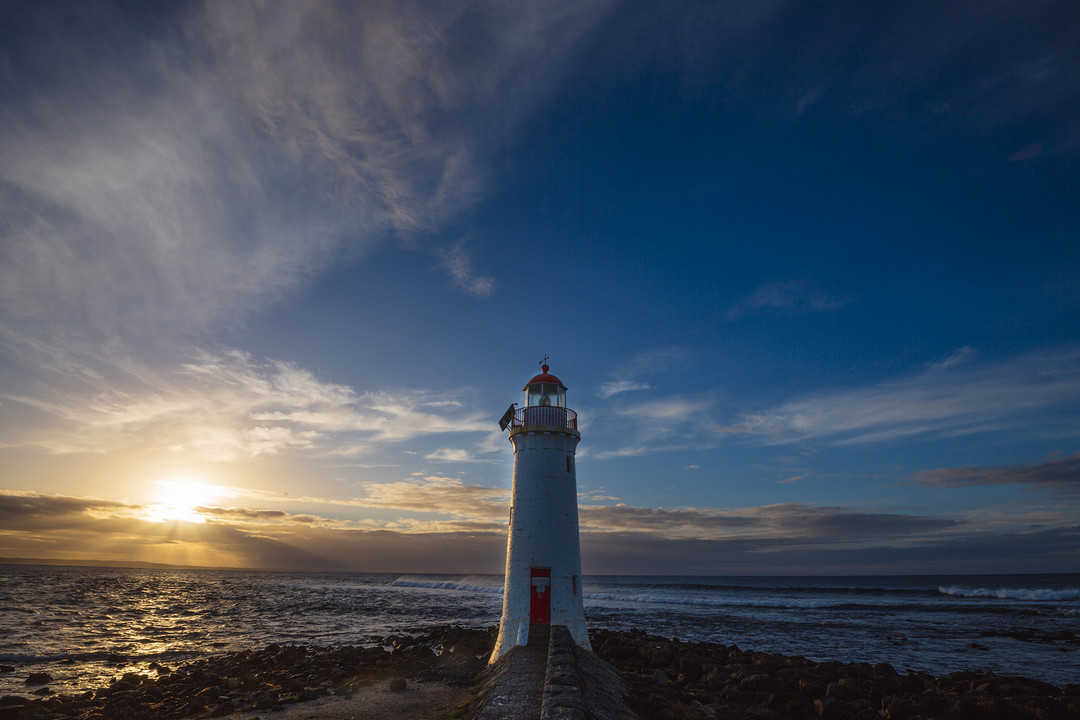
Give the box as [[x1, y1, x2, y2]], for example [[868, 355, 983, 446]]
[[3, 626, 1079, 719], [1, 627, 493, 720], [589, 628, 1080, 720]]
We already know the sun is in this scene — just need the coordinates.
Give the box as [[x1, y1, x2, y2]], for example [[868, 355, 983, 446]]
[[146, 478, 220, 523]]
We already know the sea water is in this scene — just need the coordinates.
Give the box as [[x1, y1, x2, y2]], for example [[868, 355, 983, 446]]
[[1, 565, 1077, 695]]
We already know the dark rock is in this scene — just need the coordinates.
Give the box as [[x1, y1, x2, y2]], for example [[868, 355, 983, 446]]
[[25, 672, 52, 685], [114, 672, 144, 687], [209, 700, 235, 717], [388, 677, 407, 692], [740, 673, 777, 692], [881, 696, 914, 719], [0, 667, 12, 673], [813, 697, 837, 718], [874, 662, 898, 677]]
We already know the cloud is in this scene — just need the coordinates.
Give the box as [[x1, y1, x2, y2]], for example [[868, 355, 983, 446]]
[[735, 346, 1080, 445], [1, 349, 490, 460], [588, 394, 717, 459], [591, 444, 700, 460], [0, 490, 506, 572], [0, 1, 621, 447], [423, 447, 497, 464], [1009, 143, 1044, 162], [0, 492, 138, 528], [616, 397, 712, 420], [914, 454, 1080, 495], [926, 346, 976, 371], [355, 476, 509, 520], [438, 238, 494, 297], [192, 506, 324, 525], [579, 502, 957, 542], [0, 0, 622, 361], [580, 525, 1080, 575], [2, 490, 1076, 574], [727, 280, 846, 320], [596, 380, 653, 399], [595, 348, 689, 399]]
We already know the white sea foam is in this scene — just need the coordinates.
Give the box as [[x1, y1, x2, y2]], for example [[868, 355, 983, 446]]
[[583, 591, 865, 610], [938, 586, 1080, 601], [391, 576, 503, 595]]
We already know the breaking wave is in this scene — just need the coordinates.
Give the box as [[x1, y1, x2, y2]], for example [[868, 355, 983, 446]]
[[938, 586, 1080, 601], [391, 576, 503, 595]]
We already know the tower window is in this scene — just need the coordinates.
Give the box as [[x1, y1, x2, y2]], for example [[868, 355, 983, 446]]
[[566, 457, 571, 472]]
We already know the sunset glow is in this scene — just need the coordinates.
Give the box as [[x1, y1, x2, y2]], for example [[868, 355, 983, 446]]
[[144, 480, 220, 524]]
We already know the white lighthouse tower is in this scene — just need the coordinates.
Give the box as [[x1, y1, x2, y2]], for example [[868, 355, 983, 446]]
[[491, 361, 590, 661]]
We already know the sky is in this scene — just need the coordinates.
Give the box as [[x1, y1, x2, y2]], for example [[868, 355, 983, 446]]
[[1, 0, 1078, 576]]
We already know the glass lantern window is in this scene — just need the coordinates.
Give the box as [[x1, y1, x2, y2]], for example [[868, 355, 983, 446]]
[[526, 383, 565, 408]]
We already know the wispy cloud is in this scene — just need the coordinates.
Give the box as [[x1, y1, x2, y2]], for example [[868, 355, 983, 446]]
[[616, 397, 712, 421], [1, 350, 490, 460], [735, 346, 1080, 445], [0, 0, 617, 437], [596, 380, 653, 399], [595, 348, 689, 398], [726, 280, 846, 320], [915, 454, 1080, 495], [1009, 143, 1044, 162], [423, 447, 498, 464], [193, 506, 326, 526], [579, 502, 958, 542], [355, 476, 509, 520], [438, 238, 494, 298], [588, 391, 718, 459], [0, 1, 620, 344]]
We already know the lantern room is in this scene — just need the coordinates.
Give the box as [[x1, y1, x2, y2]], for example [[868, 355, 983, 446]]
[[524, 364, 566, 408]]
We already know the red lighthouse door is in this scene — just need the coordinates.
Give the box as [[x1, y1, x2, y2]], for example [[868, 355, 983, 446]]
[[530, 568, 551, 624]]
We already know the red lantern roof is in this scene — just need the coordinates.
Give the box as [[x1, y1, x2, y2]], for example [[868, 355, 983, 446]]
[[524, 363, 566, 390]]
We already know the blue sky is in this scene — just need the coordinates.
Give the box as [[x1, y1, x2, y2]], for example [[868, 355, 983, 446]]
[[1, 0, 1078, 574]]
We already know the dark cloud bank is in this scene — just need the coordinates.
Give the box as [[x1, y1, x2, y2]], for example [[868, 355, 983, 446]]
[[3, 491, 1076, 575]]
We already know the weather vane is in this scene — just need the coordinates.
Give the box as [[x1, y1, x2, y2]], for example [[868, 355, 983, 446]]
[[540, 355, 549, 367]]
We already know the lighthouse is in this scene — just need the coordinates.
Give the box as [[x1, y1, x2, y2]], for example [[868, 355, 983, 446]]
[[491, 361, 590, 661]]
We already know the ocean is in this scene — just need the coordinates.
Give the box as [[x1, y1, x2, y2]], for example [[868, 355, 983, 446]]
[[2, 564, 1077, 696]]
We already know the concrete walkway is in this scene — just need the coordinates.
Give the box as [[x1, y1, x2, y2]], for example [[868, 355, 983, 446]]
[[474, 628, 549, 720], [471, 626, 636, 720]]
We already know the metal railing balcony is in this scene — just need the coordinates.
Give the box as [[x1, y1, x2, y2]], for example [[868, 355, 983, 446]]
[[509, 406, 578, 431]]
